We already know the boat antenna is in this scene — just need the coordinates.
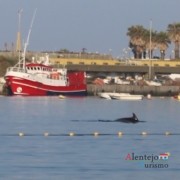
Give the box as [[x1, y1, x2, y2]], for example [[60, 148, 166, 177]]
[[22, 8, 37, 70]]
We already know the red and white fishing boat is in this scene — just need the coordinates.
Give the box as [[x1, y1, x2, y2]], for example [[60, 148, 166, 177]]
[[4, 54, 87, 96], [4, 10, 87, 96]]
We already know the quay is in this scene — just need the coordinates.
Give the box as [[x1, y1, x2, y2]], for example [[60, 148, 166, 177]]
[[0, 83, 179, 96], [87, 84, 180, 96], [1, 82, 179, 96]]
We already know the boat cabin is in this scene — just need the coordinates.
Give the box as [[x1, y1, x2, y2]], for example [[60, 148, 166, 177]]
[[26, 63, 52, 73], [25, 63, 67, 80]]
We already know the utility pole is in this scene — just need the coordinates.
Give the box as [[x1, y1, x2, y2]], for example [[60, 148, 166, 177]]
[[149, 19, 152, 80]]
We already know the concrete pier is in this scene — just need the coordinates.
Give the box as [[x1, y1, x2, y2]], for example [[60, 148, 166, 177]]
[[87, 84, 180, 96]]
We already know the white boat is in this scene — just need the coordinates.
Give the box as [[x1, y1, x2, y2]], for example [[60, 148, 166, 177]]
[[98, 93, 111, 99], [167, 74, 180, 81], [110, 93, 144, 100], [97, 92, 120, 99], [145, 80, 162, 86], [114, 77, 130, 85], [98, 92, 143, 100]]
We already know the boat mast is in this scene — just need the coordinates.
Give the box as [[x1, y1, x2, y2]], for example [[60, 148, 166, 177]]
[[16, 9, 23, 65], [22, 9, 37, 70]]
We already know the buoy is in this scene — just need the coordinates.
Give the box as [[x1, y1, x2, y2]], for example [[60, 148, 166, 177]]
[[69, 132, 75, 136], [147, 94, 152, 99], [59, 95, 66, 99], [165, 131, 171, 136], [93, 132, 99, 136], [44, 132, 49, 136], [141, 131, 147, 136], [19, 132, 24, 137], [177, 95, 180, 100], [117, 131, 123, 136]]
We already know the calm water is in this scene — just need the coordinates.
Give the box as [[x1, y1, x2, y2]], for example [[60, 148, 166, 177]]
[[0, 96, 180, 180]]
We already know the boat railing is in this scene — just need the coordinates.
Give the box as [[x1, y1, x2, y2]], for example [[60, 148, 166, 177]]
[[6, 67, 26, 73]]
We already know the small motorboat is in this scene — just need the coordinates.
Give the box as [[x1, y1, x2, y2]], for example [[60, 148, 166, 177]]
[[98, 92, 111, 99], [97, 92, 120, 100], [145, 80, 162, 86], [110, 93, 143, 100]]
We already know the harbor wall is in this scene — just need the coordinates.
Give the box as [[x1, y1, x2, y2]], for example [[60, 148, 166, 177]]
[[87, 84, 180, 96], [0, 83, 180, 96]]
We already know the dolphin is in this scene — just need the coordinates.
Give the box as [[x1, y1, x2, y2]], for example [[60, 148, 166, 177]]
[[72, 113, 145, 123], [114, 113, 139, 123], [98, 113, 142, 123]]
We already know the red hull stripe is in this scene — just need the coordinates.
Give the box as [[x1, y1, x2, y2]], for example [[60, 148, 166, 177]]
[[12, 81, 86, 93]]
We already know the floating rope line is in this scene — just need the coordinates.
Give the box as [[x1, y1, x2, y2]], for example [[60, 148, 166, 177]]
[[0, 131, 179, 137]]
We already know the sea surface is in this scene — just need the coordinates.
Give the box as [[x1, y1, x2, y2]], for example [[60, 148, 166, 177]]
[[0, 96, 179, 180]]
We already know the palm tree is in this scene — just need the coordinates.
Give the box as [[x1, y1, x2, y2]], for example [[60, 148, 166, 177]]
[[155, 32, 171, 59], [127, 25, 146, 59], [167, 23, 180, 59], [127, 25, 172, 59]]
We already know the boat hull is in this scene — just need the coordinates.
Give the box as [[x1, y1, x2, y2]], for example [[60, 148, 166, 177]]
[[98, 92, 143, 100], [5, 76, 87, 96], [111, 94, 143, 100]]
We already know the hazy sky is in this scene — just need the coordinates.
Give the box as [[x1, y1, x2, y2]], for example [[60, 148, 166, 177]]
[[0, 0, 179, 57]]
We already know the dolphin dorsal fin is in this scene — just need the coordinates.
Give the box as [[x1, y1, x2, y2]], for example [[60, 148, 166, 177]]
[[133, 113, 138, 121]]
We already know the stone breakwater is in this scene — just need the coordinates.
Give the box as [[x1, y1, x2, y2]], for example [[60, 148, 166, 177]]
[[87, 84, 180, 96]]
